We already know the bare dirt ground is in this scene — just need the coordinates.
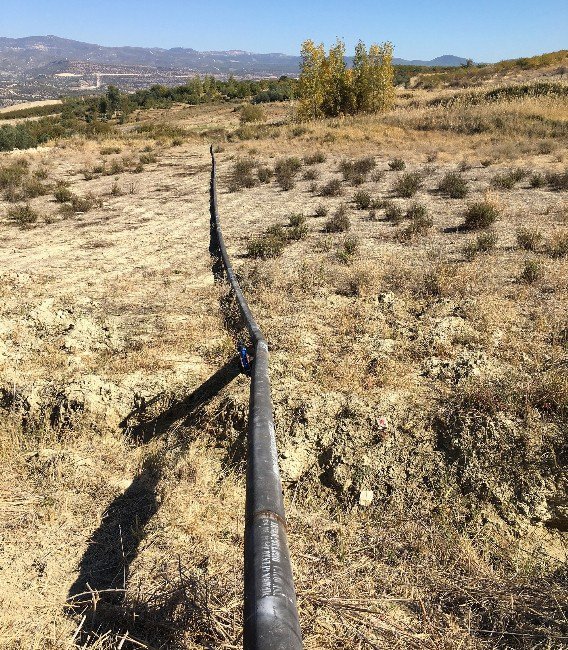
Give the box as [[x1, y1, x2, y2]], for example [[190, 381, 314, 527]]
[[0, 82, 567, 649]]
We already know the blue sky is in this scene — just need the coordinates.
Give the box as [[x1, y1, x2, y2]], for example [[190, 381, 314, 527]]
[[2, 0, 567, 62]]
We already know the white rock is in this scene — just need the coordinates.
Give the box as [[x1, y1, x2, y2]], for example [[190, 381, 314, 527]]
[[359, 490, 374, 507]]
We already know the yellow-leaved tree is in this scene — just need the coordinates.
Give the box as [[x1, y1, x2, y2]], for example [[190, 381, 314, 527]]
[[298, 38, 395, 120], [298, 40, 326, 121]]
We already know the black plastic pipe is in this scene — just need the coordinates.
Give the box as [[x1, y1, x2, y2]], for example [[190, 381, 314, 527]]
[[209, 146, 303, 650]]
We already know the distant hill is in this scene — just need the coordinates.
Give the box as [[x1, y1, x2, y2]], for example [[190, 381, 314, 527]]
[[0, 35, 471, 76]]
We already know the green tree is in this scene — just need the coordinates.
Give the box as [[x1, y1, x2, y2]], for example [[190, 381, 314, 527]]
[[106, 85, 121, 117]]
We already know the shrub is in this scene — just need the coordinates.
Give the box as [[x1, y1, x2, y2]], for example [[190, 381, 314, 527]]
[[0, 160, 29, 190], [275, 157, 301, 191], [289, 213, 306, 228], [303, 152, 326, 165], [277, 174, 295, 191], [314, 204, 328, 218], [110, 182, 123, 196], [18, 178, 50, 199], [53, 182, 72, 203], [303, 168, 319, 181], [388, 158, 405, 171], [384, 200, 404, 223], [516, 227, 543, 251], [546, 232, 568, 258], [257, 166, 273, 183], [275, 157, 302, 176], [462, 201, 500, 230], [7, 203, 38, 225], [405, 202, 428, 220], [393, 172, 423, 198], [475, 230, 498, 252], [546, 169, 568, 191], [520, 260, 543, 283], [229, 157, 257, 191], [139, 152, 158, 164], [240, 103, 265, 124], [325, 206, 351, 232], [353, 190, 372, 210], [33, 167, 49, 180], [70, 192, 100, 212], [529, 172, 545, 188], [402, 204, 433, 238], [438, 172, 468, 198], [371, 170, 385, 182], [101, 146, 121, 155], [337, 235, 359, 263], [247, 234, 285, 259], [288, 223, 309, 241], [320, 178, 343, 197], [491, 168, 527, 189]]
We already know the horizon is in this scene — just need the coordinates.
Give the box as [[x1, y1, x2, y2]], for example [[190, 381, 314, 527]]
[[2, 0, 567, 63]]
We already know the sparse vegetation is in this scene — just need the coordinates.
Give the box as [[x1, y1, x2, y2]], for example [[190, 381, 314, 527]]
[[7, 203, 39, 225], [519, 259, 543, 283], [491, 168, 527, 189], [516, 227, 543, 251], [388, 158, 405, 171], [353, 190, 372, 209], [393, 171, 422, 198], [320, 178, 343, 197], [438, 171, 468, 198], [324, 205, 351, 232], [240, 103, 265, 124], [462, 200, 500, 230]]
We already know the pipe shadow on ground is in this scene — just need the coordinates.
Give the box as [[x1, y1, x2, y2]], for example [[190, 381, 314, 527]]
[[66, 358, 241, 646]]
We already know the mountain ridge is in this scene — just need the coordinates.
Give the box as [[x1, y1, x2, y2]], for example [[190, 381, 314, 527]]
[[0, 35, 471, 75]]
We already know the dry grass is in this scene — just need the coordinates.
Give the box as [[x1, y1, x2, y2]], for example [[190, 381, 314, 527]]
[[1, 73, 568, 649]]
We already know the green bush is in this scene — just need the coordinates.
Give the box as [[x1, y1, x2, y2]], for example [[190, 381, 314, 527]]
[[516, 227, 543, 251], [519, 259, 543, 283], [402, 203, 432, 238], [70, 192, 101, 213], [546, 232, 568, 258], [303, 168, 319, 181], [388, 158, 405, 171], [529, 172, 545, 188], [314, 204, 328, 217], [7, 204, 38, 225], [475, 230, 498, 252], [240, 103, 265, 124], [289, 213, 306, 228], [247, 235, 285, 259], [229, 157, 258, 191], [257, 166, 273, 183], [405, 202, 428, 220], [462, 201, 500, 230], [353, 190, 372, 209], [491, 168, 527, 190], [303, 152, 326, 165], [384, 200, 404, 223], [393, 172, 422, 198], [337, 235, 360, 263], [275, 157, 301, 191], [0, 160, 29, 189], [324, 206, 350, 232], [320, 178, 343, 197], [546, 169, 568, 191], [438, 171, 468, 198]]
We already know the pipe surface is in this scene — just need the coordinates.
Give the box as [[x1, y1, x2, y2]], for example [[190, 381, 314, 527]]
[[209, 146, 303, 650]]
